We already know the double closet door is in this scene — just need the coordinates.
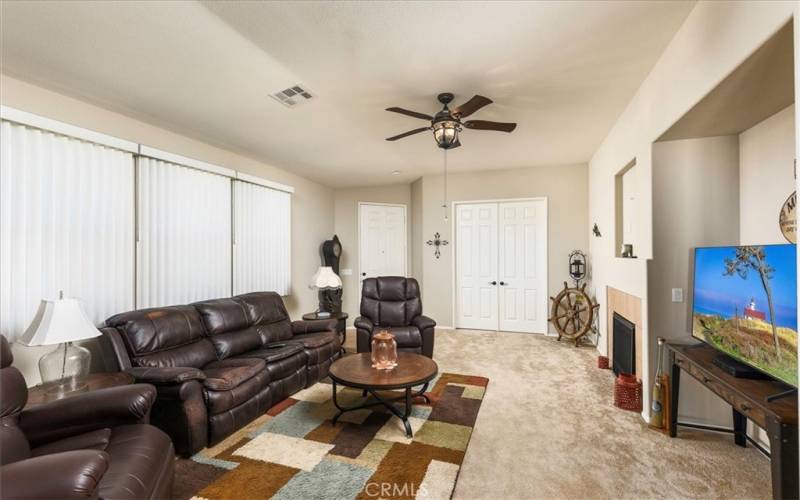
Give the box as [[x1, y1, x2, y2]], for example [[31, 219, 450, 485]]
[[455, 200, 547, 333]]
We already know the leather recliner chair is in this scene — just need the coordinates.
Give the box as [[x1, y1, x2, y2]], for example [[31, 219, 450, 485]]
[[355, 277, 435, 358], [100, 291, 341, 456], [0, 335, 175, 499]]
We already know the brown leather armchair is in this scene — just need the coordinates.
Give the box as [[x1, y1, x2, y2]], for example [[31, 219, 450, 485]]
[[355, 277, 435, 358], [0, 335, 175, 499]]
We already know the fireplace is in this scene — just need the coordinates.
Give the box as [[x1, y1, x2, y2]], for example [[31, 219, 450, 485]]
[[612, 312, 635, 376]]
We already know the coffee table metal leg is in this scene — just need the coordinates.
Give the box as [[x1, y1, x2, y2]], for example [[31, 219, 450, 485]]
[[330, 382, 431, 438]]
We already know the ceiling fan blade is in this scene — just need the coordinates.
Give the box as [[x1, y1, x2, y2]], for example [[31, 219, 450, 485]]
[[453, 95, 492, 118], [386, 107, 434, 121], [463, 120, 517, 133], [386, 127, 430, 141]]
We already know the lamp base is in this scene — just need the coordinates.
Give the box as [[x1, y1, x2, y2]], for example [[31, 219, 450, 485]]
[[39, 342, 91, 397]]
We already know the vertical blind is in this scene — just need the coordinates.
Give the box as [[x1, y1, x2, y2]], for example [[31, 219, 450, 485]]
[[0, 121, 135, 340], [233, 180, 291, 296], [137, 157, 232, 308]]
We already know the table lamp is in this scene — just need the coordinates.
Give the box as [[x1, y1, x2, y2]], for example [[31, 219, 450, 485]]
[[309, 266, 342, 318], [17, 293, 100, 396]]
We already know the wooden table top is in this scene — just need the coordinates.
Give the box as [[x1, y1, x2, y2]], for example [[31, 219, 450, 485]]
[[26, 372, 134, 408], [667, 342, 797, 424], [329, 353, 438, 390]]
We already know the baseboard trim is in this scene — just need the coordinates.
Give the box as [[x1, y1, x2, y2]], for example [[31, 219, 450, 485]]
[[677, 421, 770, 458]]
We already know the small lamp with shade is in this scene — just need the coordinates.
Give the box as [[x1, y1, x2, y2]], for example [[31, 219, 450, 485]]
[[309, 266, 342, 318], [16, 292, 100, 396]]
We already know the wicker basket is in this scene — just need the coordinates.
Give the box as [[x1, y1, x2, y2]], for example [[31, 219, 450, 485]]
[[598, 355, 610, 369], [613, 373, 642, 412]]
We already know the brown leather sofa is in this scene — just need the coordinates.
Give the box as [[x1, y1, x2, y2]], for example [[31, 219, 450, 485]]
[[355, 277, 435, 358], [0, 335, 174, 499], [100, 291, 340, 456]]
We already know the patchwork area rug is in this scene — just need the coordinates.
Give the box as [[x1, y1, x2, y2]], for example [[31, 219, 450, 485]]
[[175, 372, 488, 500]]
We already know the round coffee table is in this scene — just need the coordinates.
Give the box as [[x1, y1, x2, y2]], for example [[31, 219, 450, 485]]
[[329, 353, 438, 438]]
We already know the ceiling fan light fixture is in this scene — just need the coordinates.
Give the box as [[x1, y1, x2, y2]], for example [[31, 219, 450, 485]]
[[433, 120, 461, 149]]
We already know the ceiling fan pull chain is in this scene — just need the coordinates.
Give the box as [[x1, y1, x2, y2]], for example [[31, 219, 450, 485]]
[[442, 148, 448, 222]]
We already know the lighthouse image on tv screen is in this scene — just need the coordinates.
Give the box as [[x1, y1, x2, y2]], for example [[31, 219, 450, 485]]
[[692, 244, 797, 387]]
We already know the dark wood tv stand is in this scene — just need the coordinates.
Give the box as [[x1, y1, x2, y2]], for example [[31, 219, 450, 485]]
[[666, 342, 798, 500]]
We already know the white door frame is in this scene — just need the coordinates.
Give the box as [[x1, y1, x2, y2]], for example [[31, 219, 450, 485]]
[[357, 202, 408, 308], [450, 197, 548, 331]]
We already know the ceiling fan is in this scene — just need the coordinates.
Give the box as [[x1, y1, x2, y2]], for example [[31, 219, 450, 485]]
[[385, 93, 516, 150]]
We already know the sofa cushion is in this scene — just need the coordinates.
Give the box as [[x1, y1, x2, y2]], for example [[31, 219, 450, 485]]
[[237, 343, 305, 365], [193, 298, 250, 335], [288, 331, 338, 349], [202, 358, 266, 391], [386, 326, 422, 348], [106, 306, 217, 368], [234, 292, 294, 343], [360, 277, 422, 327], [30, 428, 112, 457]]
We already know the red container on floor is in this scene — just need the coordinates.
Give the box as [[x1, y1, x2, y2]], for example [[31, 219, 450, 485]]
[[598, 355, 609, 369], [613, 373, 642, 412]]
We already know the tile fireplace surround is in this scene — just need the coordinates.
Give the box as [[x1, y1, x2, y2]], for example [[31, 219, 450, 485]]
[[606, 287, 643, 381]]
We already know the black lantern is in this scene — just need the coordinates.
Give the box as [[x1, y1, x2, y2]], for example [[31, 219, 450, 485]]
[[568, 250, 587, 286], [433, 119, 460, 149]]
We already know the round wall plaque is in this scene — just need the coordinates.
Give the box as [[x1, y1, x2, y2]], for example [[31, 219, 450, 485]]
[[779, 191, 796, 243]]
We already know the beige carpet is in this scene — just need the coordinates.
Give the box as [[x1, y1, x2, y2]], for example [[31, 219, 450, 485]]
[[344, 328, 771, 499]]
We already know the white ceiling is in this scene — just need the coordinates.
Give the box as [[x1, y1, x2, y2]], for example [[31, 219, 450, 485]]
[[1, 1, 695, 188]]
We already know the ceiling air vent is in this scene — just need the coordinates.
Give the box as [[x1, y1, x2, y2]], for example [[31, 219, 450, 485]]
[[270, 85, 314, 108]]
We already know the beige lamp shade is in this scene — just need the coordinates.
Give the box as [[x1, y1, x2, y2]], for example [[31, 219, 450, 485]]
[[309, 266, 342, 290], [17, 298, 100, 346]]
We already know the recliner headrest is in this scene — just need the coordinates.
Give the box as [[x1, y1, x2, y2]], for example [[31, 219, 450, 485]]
[[0, 335, 13, 369]]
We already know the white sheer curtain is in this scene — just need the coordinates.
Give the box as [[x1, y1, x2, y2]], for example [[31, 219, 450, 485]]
[[233, 180, 291, 296], [0, 120, 135, 340], [137, 157, 231, 308]]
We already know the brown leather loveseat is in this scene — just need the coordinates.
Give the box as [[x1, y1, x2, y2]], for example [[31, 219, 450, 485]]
[[0, 335, 175, 499], [100, 292, 340, 456]]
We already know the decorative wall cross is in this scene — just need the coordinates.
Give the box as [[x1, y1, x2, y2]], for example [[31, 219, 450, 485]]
[[426, 232, 449, 259]]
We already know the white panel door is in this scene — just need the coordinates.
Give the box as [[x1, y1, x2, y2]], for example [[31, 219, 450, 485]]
[[498, 200, 548, 333], [455, 203, 498, 330], [359, 203, 406, 285]]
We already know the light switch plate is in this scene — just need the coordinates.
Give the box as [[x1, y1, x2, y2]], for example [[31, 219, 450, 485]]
[[671, 288, 683, 303], [341, 269, 352, 276]]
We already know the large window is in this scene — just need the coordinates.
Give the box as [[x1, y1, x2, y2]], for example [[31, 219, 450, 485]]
[[0, 120, 135, 338], [136, 157, 232, 308], [0, 108, 293, 340], [233, 180, 291, 296]]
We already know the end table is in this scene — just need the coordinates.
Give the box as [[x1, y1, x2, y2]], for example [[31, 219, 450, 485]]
[[26, 372, 135, 408], [303, 312, 348, 352]]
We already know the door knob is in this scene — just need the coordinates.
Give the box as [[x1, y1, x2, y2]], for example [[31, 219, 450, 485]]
[[499, 281, 506, 286], [489, 281, 497, 285], [362, 272, 366, 277]]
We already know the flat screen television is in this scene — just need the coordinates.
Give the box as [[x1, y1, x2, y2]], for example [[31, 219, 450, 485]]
[[692, 244, 797, 388]]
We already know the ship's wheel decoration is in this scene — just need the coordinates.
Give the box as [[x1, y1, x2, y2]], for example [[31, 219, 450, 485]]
[[549, 282, 600, 347], [426, 232, 449, 259]]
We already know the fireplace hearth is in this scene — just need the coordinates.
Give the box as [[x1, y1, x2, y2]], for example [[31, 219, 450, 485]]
[[612, 312, 636, 376]]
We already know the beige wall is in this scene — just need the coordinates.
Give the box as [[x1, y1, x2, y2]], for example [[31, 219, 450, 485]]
[[588, 1, 799, 420], [419, 164, 588, 329], [649, 136, 740, 428], [410, 178, 423, 281], [1, 75, 335, 385], [740, 104, 796, 245], [333, 184, 412, 320]]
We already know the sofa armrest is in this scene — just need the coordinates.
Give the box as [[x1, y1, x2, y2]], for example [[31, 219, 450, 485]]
[[353, 316, 374, 331], [412, 315, 436, 331], [0, 450, 109, 498], [20, 384, 156, 446], [126, 366, 206, 385], [292, 319, 337, 335]]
